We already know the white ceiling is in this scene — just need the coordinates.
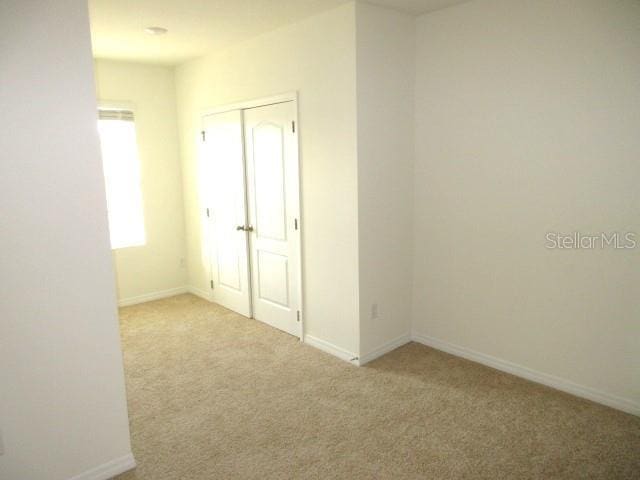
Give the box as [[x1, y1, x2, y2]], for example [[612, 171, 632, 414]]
[[89, 0, 471, 65]]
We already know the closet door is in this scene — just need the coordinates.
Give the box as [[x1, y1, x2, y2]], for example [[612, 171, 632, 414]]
[[202, 110, 251, 317], [243, 102, 301, 337]]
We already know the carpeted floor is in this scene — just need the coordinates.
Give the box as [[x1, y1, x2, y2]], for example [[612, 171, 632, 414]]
[[114, 294, 639, 480]]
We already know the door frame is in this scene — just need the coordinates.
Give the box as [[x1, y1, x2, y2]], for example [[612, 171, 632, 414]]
[[201, 92, 304, 340]]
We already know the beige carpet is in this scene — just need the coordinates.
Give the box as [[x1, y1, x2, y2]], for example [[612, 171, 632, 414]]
[[114, 294, 639, 480]]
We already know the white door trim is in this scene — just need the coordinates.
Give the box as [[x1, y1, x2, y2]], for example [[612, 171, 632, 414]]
[[201, 91, 298, 118], [200, 92, 304, 340]]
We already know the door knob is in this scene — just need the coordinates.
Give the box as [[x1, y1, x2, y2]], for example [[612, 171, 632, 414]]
[[236, 225, 254, 232]]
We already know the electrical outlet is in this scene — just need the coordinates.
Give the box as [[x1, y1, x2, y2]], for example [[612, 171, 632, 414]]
[[371, 303, 379, 319]]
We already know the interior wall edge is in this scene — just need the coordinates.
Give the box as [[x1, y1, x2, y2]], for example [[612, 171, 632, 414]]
[[303, 334, 360, 365], [411, 332, 640, 417], [186, 285, 214, 302], [354, 0, 416, 356], [358, 332, 412, 366], [117, 287, 190, 307], [66, 453, 136, 480]]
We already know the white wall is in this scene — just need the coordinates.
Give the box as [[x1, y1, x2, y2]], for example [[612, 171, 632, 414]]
[[175, 3, 361, 356], [355, 3, 415, 359], [413, 0, 640, 412], [94, 60, 187, 304], [0, 1, 134, 479]]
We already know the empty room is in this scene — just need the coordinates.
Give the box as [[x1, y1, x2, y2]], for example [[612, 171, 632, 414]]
[[1, 0, 639, 479]]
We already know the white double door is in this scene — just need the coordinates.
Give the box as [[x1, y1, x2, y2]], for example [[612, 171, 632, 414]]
[[203, 101, 301, 338]]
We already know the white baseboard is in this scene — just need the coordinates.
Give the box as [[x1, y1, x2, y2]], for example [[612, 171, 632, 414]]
[[118, 286, 188, 307], [303, 334, 359, 365], [68, 453, 136, 480], [186, 285, 213, 301], [359, 332, 412, 365], [411, 332, 640, 417]]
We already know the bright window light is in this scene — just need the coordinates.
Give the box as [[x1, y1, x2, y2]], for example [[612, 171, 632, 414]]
[[97, 113, 146, 249]]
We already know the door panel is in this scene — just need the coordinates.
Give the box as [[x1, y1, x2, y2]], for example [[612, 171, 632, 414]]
[[202, 110, 251, 317], [256, 251, 289, 307], [252, 123, 287, 241], [244, 102, 300, 337]]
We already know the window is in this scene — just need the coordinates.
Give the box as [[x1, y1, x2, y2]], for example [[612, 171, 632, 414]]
[[97, 109, 146, 249]]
